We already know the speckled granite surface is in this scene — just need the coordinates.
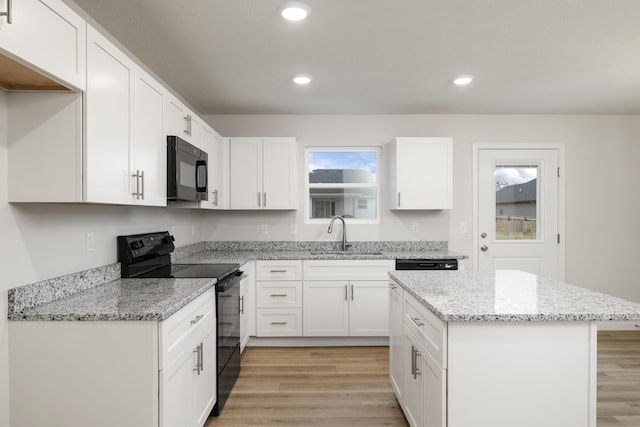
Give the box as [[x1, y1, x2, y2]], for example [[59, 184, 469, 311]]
[[8, 277, 216, 321], [8, 263, 121, 315], [204, 240, 448, 252], [390, 269, 640, 322]]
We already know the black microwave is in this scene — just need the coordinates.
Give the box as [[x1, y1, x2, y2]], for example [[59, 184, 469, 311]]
[[167, 136, 208, 203]]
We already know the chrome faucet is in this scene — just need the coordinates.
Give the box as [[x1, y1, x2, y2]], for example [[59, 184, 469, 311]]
[[328, 215, 349, 251]]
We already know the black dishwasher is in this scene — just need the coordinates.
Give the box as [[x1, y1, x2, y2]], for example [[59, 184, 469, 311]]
[[395, 259, 458, 270]]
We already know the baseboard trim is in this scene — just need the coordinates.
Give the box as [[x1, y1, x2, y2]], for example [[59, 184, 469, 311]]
[[246, 336, 389, 347]]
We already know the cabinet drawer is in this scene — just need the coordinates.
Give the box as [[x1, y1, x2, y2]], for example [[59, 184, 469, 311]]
[[256, 260, 303, 281], [256, 309, 302, 336], [159, 290, 215, 369], [257, 281, 302, 308], [303, 260, 394, 281], [404, 292, 447, 368]]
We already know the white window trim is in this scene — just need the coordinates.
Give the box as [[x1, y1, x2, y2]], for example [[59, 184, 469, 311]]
[[304, 146, 382, 224]]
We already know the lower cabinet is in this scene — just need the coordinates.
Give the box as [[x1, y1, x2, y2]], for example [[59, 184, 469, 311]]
[[239, 261, 256, 352], [303, 280, 389, 336], [9, 289, 217, 427], [255, 260, 303, 337], [390, 279, 447, 427]]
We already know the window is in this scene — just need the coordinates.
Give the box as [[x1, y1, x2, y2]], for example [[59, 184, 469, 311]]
[[305, 148, 381, 223], [495, 165, 539, 240]]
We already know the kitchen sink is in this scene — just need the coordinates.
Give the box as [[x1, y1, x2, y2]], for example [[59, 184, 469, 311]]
[[310, 251, 384, 256]]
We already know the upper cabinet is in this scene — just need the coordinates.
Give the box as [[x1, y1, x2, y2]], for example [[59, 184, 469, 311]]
[[0, 0, 86, 91], [229, 137, 296, 210], [390, 137, 453, 210], [164, 92, 201, 148], [200, 124, 227, 210], [85, 25, 165, 206]]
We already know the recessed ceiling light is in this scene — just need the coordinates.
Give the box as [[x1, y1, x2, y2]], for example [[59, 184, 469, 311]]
[[292, 74, 313, 85], [281, 2, 311, 21], [453, 75, 474, 86]]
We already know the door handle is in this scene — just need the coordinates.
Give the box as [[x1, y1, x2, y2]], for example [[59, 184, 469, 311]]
[[0, 0, 12, 24], [481, 245, 488, 252]]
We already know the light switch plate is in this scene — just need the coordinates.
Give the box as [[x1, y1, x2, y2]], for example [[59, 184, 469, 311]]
[[261, 224, 269, 235], [411, 223, 419, 233], [290, 224, 298, 235], [86, 232, 95, 252]]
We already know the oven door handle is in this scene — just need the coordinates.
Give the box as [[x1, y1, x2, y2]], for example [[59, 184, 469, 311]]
[[217, 271, 244, 292]]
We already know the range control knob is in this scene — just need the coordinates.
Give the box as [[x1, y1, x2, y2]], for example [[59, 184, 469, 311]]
[[130, 240, 144, 250]]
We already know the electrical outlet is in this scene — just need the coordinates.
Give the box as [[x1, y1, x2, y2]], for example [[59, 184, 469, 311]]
[[86, 232, 95, 252], [261, 224, 269, 235], [459, 222, 467, 234], [170, 226, 176, 236], [290, 223, 298, 235], [411, 223, 419, 234]]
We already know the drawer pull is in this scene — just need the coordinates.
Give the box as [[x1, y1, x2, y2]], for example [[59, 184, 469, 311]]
[[411, 317, 425, 327], [270, 322, 287, 325], [270, 294, 288, 297], [190, 314, 204, 325], [270, 269, 287, 273]]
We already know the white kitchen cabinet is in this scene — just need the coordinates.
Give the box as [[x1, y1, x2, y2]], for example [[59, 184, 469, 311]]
[[86, 25, 166, 206], [255, 260, 303, 337], [302, 260, 394, 337], [200, 125, 227, 210], [390, 137, 453, 210], [229, 137, 296, 210], [0, 0, 86, 90], [389, 282, 404, 401], [9, 289, 217, 427], [164, 92, 201, 148], [239, 261, 256, 352], [131, 66, 166, 206]]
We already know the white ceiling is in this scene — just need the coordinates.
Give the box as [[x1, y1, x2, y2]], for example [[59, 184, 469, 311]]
[[70, 0, 640, 115]]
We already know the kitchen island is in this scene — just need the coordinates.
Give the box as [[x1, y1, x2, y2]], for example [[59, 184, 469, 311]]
[[388, 269, 640, 427]]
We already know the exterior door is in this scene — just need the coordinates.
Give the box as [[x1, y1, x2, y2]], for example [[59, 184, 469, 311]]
[[476, 147, 562, 279]]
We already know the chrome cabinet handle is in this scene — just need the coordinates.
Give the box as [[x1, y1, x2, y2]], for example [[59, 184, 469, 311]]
[[240, 296, 244, 314], [270, 294, 288, 297], [270, 322, 287, 325], [345, 284, 348, 301], [193, 343, 203, 375], [257, 192, 261, 207], [410, 345, 416, 377], [131, 170, 142, 199], [398, 192, 401, 207], [212, 189, 218, 206], [270, 270, 287, 273], [190, 314, 204, 325], [0, 0, 12, 24], [140, 170, 144, 200], [351, 284, 354, 300], [263, 192, 266, 208], [414, 348, 422, 379], [411, 317, 425, 327]]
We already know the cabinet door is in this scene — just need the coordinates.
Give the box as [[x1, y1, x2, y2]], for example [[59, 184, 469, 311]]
[[160, 350, 192, 427], [389, 283, 404, 402], [132, 68, 166, 206], [239, 272, 250, 352], [262, 137, 296, 209], [200, 125, 225, 210], [192, 328, 217, 427], [423, 349, 446, 427], [164, 93, 190, 141], [349, 281, 389, 336], [394, 137, 453, 209], [85, 25, 134, 204], [404, 327, 424, 427], [229, 137, 262, 209], [0, 0, 86, 90], [303, 281, 349, 336]]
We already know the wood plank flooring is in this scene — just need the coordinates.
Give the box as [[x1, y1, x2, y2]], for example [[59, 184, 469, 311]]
[[205, 346, 407, 426], [598, 331, 640, 426], [206, 331, 640, 427]]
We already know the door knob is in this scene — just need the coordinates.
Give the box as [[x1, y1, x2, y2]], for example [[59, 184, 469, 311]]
[[480, 232, 487, 239], [480, 245, 488, 252]]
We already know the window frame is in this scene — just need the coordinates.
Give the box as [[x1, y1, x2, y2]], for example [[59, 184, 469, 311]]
[[304, 146, 382, 224]]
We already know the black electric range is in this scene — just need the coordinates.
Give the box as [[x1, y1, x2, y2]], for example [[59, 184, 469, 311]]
[[117, 231, 241, 417]]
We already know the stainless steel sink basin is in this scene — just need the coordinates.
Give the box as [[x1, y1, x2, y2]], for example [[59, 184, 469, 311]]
[[310, 251, 384, 256]]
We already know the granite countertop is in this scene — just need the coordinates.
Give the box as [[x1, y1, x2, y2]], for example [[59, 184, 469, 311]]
[[176, 249, 464, 265], [9, 278, 216, 321], [390, 269, 640, 322]]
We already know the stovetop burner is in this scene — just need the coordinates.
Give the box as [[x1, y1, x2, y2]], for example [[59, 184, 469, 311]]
[[117, 231, 239, 281]]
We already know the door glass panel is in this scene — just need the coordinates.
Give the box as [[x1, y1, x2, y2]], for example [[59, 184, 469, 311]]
[[495, 165, 538, 240]]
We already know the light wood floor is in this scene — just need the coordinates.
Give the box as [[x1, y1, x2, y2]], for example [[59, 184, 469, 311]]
[[206, 331, 640, 427], [598, 331, 640, 426]]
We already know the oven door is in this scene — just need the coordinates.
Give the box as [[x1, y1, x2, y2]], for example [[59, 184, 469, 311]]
[[216, 271, 242, 374], [167, 135, 208, 202]]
